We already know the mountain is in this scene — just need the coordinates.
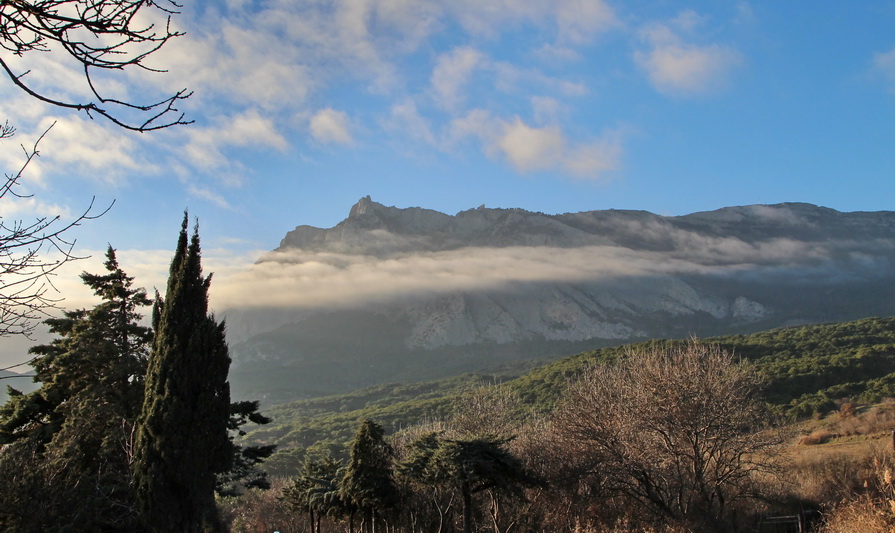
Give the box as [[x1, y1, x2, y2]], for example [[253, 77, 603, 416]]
[[0, 369, 38, 404], [227, 198, 895, 405]]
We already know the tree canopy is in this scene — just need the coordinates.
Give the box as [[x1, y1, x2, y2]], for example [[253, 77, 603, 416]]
[[554, 341, 781, 530]]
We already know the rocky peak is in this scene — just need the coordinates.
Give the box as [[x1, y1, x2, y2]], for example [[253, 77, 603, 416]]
[[348, 195, 378, 219]]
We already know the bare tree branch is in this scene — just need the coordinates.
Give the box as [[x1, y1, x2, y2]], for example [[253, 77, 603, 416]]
[[0, 0, 192, 131], [0, 123, 112, 337]]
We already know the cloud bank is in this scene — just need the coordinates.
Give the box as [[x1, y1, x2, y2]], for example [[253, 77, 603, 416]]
[[202, 233, 889, 312]]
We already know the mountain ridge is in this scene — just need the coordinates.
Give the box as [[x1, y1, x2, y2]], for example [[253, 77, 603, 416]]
[[276, 198, 895, 255], [228, 198, 895, 405]]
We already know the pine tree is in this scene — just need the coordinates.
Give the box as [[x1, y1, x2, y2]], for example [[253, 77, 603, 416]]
[[0, 246, 152, 531], [217, 400, 277, 496], [341, 419, 399, 533], [399, 433, 542, 533], [284, 454, 350, 533], [133, 215, 233, 533]]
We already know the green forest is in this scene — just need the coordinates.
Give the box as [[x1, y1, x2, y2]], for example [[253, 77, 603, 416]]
[[4, 220, 895, 531], [249, 315, 895, 469]]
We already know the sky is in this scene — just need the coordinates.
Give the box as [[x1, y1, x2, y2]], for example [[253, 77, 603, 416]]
[[2, 1, 895, 364]]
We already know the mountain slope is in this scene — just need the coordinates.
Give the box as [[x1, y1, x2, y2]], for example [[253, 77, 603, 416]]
[[245, 316, 895, 470], [227, 199, 895, 405]]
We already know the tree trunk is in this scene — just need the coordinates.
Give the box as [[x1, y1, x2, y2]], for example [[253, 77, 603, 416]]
[[462, 481, 473, 533]]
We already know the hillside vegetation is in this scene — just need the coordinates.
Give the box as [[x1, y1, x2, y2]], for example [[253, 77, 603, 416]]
[[248, 316, 895, 470]]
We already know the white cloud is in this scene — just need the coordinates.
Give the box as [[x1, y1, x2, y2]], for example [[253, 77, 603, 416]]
[[37, 117, 150, 182], [187, 185, 234, 210], [0, 114, 154, 188], [151, 12, 316, 111], [0, 40, 106, 104], [309, 108, 354, 145], [430, 47, 484, 110], [74, 0, 629, 189], [184, 109, 288, 172], [531, 96, 563, 124], [48, 246, 268, 316], [207, 231, 867, 312], [636, 43, 741, 95], [497, 118, 565, 172], [0, 195, 72, 219], [491, 61, 588, 97], [635, 15, 741, 96], [445, 0, 542, 38], [383, 99, 436, 145], [555, 0, 618, 44], [564, 137, 622, 179], [448, 109, 501, 146], [443, 0, 616, 43], [451, 112, 621, 180]]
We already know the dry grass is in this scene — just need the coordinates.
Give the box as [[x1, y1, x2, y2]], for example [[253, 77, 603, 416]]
[[799, 429, 838, 446], [773, 403, 895, 532], [816, 454, 895, 533], [819, 496, 895, 533]]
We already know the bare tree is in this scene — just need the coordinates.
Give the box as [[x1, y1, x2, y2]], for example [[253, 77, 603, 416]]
[[1, 0, 192, 132], [0, 125, 108, 338], [0, 0, 192, 337], [553, 340, 782, 531]]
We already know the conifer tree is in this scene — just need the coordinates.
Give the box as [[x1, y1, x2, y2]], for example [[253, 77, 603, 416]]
[[133, 215, 233, 533], [341, 419, 399, 533], [0, 246, 152, 530], [399, 433, 541, 533], [284, 454, 350, 533]]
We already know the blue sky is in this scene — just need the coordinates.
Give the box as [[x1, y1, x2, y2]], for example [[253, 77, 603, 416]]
[[2, 0, 895, 332]]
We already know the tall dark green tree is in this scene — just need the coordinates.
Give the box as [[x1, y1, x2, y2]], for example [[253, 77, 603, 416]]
[[0, 246, 152, 531], [341, 419, 400, 533], [133, 215, 233, 533]]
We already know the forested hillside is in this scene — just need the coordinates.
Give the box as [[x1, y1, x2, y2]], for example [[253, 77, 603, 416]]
[[247, 316, 895, 472]]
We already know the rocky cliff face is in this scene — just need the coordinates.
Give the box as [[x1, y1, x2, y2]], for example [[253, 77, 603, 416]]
[[228, 198, 895, 404], [278, 197, 895, 255]]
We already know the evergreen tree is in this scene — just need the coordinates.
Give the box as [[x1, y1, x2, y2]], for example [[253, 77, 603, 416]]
[[218, 400, 277, 496], [0, 246, 152, 531], [284, 454, 350, 533], [341, 419, 399, 533], [133, 215, 233, 533], [399, 432, 541, 533]]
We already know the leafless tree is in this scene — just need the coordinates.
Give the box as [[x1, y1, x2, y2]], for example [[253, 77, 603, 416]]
[[0, 124, 108, 338], [553, 340, 783, 531], [1, 0, 192, 132], [0, 1, 192, 338]]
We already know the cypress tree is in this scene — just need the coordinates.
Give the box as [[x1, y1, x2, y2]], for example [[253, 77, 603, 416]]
[[133, 215, 232, 532]]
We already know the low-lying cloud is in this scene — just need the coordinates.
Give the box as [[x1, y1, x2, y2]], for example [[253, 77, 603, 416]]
[[208, 237, 890, 311], [41, 230, 894, 321]]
